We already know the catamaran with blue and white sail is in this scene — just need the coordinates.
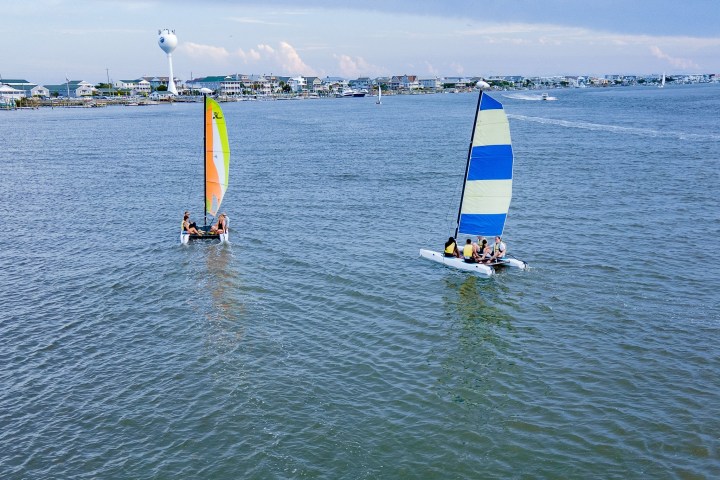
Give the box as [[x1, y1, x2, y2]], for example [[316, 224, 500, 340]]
[[420, 91, 526, 276], [180, 95, 231, 244]]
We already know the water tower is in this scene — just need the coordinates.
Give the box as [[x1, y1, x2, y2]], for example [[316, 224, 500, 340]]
[[158, 29, 178, 95]]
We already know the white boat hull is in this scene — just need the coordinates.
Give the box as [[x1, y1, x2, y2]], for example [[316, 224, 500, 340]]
[[180, 230, 229, 245], [419, 249, 527, 275]]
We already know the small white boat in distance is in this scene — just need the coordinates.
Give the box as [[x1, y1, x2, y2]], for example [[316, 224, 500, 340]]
[[376, 85, 382, 104], [419, 92, 527, 276], [658, 73, 666, 88], [180, 95, 231, 244], [541, 92, 549, 100]]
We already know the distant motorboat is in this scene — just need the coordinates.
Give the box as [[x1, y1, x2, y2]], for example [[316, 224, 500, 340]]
[[340, 88, 367, 97], [541, 92, 549, 100]]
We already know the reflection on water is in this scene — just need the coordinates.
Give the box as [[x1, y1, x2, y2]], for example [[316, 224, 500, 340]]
[[436, 275, 516, 408], [195, 243, 247, 355], [447, 275, 514, 328]]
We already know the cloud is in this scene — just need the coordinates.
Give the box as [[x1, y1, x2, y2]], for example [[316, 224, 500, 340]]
[[257, 44, 275, 55], [333, 54, 368, 77], [450, 62, 464, 75], [650, 46, 700, 70], [334, 54, 380, 77], [424, 61, 439, 76], [254, 42, 316, 74], [179, 41, 315, 73], [277, 41, 316, 74], [180, 42, 231, 61]]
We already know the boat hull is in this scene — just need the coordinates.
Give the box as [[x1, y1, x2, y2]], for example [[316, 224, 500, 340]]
[[419, 249, 494, 276], [419, 249, 527, 275], [180, 230, 229, 244]]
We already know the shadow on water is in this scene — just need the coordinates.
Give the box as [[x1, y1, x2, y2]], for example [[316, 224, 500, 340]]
[[435, 275, 518, 409]]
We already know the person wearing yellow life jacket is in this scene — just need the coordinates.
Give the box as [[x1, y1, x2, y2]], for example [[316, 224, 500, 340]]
[[444, 237, 461, 258], [463, 238, 480, 263], [488, 235, 506, 263]]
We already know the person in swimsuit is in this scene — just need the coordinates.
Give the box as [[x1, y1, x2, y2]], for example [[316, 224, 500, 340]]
[[210, 213, 227, 234], [182, 211, 201, 235]]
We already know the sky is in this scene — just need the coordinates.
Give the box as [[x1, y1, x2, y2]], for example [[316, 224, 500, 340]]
[[2, 0, 719, 85]]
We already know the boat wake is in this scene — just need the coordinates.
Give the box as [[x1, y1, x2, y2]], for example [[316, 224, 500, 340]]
[[503, 93, 557, 101], [507, 114, 720, 141]]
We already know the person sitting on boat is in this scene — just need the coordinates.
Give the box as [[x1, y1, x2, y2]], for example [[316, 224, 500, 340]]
[[487, 236, 506, 263], [463, 238, 481, 263], [474, 236, 490, 261], [210, 213, 228, 234], [473, 236, 486, 259], [182, 211, 202, 235], [444, 237, 461, 258], [482, 239, 492, 260]]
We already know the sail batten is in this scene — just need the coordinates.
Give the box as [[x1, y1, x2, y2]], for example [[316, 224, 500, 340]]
[[457, 92, 513, 237], [204, 97, 230, 217]]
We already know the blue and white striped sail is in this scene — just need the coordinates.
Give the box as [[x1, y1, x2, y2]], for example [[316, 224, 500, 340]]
[[457, 93, 513, 237]]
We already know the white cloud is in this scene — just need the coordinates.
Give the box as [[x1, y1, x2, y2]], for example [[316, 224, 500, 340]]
[[257, 44, 275, 55], [277, 41, 316, 75], [334, 54, 355, 76], [178, 41, 316, 74], [232, 42, 317, 75], [333, 54, 379, 77], [450, 62, 464, 75], [650, 46, 700, 70], [424, 61, 439, 76], [180, 42, 231, 62]]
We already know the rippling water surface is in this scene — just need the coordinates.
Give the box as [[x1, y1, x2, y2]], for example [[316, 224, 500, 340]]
[[1, 85, 719, 478]]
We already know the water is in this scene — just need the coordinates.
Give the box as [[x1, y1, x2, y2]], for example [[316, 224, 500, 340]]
[[1, 85, 719, 478]]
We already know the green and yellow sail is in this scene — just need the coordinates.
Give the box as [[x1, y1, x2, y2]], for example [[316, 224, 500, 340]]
[[204, 97, 230, 217]]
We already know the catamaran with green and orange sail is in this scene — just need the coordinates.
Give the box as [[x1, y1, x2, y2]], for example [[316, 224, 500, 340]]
[[181, 94, 231, 244], [420, 90, 527, 276]]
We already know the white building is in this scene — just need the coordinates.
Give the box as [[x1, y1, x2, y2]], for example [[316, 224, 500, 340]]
[[288, 76, 307, 93], [114, 79, 151, 95], [0, 84, 25, 101], [419, 77, 441, 90]]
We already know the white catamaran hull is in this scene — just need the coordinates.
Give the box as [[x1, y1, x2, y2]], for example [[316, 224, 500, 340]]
[[419, 249, 526, 275], [180, 231, 229, 245]]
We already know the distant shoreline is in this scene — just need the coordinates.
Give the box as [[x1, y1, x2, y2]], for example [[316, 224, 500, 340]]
[[2, 82, 718, 110]]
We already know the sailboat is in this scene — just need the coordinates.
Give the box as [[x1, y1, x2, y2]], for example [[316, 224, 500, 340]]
[[419, 92, 526, 276], [180, 94, 231, 244], [376, 85, 382, 104], [659, 73, 666, 88]]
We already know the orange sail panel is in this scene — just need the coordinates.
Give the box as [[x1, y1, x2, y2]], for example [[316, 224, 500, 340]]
[[204, 97, 230, 217]]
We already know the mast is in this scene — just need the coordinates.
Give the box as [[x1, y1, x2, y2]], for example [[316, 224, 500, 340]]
[[455, 91, 483, 239], [203, 94, 207, 226]]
